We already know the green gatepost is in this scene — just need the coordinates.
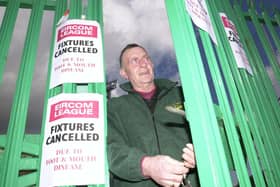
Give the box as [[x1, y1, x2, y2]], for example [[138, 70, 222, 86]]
[[38, 0, 109, 187], [1, 0, 280, 186], [165, 0, 280, 187], [0, 0, 46, 186], [0, 0, 109, 187]]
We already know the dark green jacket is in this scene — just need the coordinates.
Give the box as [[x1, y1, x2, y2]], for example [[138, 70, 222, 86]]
[[107, 79, 199, 187]]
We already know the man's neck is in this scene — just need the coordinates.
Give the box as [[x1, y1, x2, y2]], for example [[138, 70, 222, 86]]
[[134, 87, 157, 100], [133, 82, 156, 93]]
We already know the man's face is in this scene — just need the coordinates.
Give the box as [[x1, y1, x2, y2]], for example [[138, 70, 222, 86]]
[[120, 47, 154, 89]]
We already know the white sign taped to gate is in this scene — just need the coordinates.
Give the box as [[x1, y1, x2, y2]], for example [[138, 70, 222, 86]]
[[220, 13, 253, 75], [49, 19, 104, 89], [185, 0, 217, 44], [39, 93, 105, 187]]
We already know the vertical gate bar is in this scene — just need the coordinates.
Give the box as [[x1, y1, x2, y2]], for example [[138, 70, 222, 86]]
[[165, 0, 233, 186], [240, 67, 279, 186], [262, 10, 280, 55], [222, 1, 280, 184], [232, 3, 280, 126], [87, 1, 108, 186], [243, 11, 280, 170], [87, 0, 105, 95], [216, 1, 278, 185], [40, 1, 78, 187], [274, 10, 280, 28], [206, 0, 268, 186], [0, 0, 46, 186], [37, 0, 67, 185], [213, 0, 277, 185], [238, 0, 279, 183], [49, 0, 67, 99], [233, 2, 280, 183], [38, 0, 108, 186], [69, 0, 82, 18], [247, 8, 280, 85], [62, 0, 82, 94], [0, 0, 20, 86], [199, 30, 251, 186]]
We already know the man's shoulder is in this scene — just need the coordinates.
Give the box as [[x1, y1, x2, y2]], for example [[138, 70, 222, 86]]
[[155, 79, 182, 90], [108, 94, 132, 106]]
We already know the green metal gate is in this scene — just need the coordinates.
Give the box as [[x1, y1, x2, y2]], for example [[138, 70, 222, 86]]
[[0, 0, 279, 186], [165, 0, 280, 186], [0, 0, 108, 186]]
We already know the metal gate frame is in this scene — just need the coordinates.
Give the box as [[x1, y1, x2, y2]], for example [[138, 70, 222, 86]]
[[0, 0, 108, 187], [0, 0, 279, 186], [165, 0, 280, 186]]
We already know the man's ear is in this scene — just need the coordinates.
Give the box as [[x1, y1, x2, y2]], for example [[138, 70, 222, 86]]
[[120, 69, 128, 80]]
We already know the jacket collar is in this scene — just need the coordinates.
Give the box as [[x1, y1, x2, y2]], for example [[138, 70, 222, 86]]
[[120, 79, 177, 94]]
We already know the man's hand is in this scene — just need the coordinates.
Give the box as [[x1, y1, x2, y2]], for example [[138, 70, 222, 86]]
[[182, 143, 196, 169], [141, 155, 189, 187]]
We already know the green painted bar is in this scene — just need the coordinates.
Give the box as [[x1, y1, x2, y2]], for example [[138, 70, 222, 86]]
[[0, 135, 6, 146], [62, 0, 82, 94], [248, 8, 280, 85], [165, 0, 233, 186], [206, 0, 274, 185], [0, 0, 56, 10], [275, 10, 280, 27], [1, 0, 279, 186], [87, 0, 106, 96], [19, 157, 38, 170], [37, 0, 68, 186], [17, 172, 38, 187], [206, 0, 280, 186], [0, 0, 46, 186], [221, 1, 280, 184], [87, 1, 109, 186], [0, 0, 20, 86], [0, 135, 5, 170], [241, 70, 279, 186], [199, 29, 251, 186], [232, 2, 280, 183], [244, 6, 280, 130], [205, 1, 267, 186], [22, 141, 39, 155], [232, 3, 280, 126], [262, 10, 280, 54], [37, 0, 108, 186]]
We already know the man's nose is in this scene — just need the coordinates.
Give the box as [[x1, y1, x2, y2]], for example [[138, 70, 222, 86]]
[[138, 57, 148, 66]]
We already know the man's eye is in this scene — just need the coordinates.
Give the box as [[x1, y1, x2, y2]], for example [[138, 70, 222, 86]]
[[130, 58, 138, 64], [144, 56, 150, 61]]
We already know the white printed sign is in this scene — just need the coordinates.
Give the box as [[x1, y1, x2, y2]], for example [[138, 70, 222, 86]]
[[39, 93, 105, 187], [185, 0, 217, 44], [220, 13, 253, 75], [49, 19, 104, 88]]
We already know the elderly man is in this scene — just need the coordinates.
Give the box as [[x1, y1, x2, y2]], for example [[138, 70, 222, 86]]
[[107, 43, 199, 187]]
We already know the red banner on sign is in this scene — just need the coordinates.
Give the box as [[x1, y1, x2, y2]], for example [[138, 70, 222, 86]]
[[49, 100, 99, 122], [57, 24, 98, 41]]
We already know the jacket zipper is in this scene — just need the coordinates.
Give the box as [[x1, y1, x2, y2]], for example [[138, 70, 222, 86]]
[[132, 82, 178, 155], [152, 114, 161, 154], [152, 82, 178, 154]]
